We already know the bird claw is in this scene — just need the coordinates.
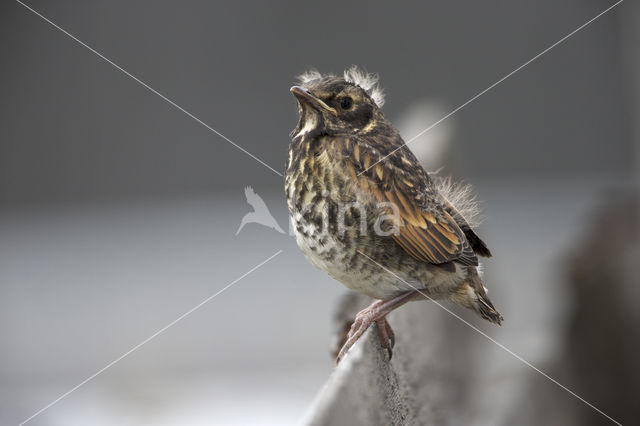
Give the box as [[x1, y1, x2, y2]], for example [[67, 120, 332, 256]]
[[375, 318, 395, 361], [335, 309, 396, 365], [335, 309, 374, 365], [334, 293, 417, 365]]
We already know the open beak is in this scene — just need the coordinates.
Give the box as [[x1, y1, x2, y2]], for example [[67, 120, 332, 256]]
[[290, 86, 337, 116]]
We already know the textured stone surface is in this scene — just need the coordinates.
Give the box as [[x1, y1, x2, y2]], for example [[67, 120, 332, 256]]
[[308, 325, 414, 426]]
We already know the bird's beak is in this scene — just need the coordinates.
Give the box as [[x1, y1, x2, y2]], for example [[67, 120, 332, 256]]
[[290, 86, 337, 116]]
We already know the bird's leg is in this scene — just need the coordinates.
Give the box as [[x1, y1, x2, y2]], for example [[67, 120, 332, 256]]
[[336, 290, 419, 364]]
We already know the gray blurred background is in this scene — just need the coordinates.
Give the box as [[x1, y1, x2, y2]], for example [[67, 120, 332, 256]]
[[0, 0, 637, 425]]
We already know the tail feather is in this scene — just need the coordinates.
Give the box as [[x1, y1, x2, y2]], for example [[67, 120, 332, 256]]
[[461, 225, 492, 258], [476, 290, 503, 325], [451, 271, 503, 325]]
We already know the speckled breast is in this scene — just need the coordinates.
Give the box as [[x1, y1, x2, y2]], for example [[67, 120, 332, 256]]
[[285, 134, 406, 299]]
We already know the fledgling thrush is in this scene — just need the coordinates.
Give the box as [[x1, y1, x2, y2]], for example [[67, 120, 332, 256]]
[[285, 67, 503, 364]]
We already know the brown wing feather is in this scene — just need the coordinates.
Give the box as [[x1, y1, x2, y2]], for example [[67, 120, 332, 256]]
[[385, 190, 478, 266], [332, 135, 478, 266]]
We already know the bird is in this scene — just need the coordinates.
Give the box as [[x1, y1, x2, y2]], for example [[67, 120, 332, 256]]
[[236, 186, 285, 235], [285, 67, 503, 364]]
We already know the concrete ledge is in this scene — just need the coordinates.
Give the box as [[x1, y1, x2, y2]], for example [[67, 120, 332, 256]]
[[307, 325, 414, 426]]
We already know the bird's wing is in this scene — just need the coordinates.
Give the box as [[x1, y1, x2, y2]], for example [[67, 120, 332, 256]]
[[244, 186, 256, 202], [245, 186, 269, 211], [441, 198, 492, 258], [331, 135, 478, 266]]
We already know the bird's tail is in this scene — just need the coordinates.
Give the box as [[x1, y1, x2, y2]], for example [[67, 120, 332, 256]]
[[235, 216, 248, 235], [475, 288, 503, 325], [451, 269, 503, 325]]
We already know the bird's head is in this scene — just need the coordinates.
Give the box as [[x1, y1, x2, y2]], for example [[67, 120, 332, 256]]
[[290, 66, 386, 139]]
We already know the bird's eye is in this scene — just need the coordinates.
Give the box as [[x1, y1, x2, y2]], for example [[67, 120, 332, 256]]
[[340, 97, 353, 110]]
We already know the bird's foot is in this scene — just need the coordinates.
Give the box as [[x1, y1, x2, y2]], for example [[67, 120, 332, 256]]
[[335, 303, 381, 365], [335, 303, 396, 364], [334, 291, 418, 365]]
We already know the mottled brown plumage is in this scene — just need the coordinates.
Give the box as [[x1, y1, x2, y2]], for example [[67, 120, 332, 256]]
[[285, 67, 502, 363]]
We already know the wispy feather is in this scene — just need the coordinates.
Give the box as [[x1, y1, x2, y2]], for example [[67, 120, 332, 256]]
[[344, 65, 385, 107], [296, 69, 323, 84], [433, 175, 483, 228], [295, 66, 386, 108]]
